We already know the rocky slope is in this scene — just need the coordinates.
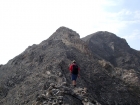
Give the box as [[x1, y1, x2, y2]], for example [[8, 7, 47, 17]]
[[82, 31, 140, 71], [0, 27, 140, 105]]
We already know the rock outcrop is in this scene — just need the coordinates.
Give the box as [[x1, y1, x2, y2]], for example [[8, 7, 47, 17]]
[[33, 82, 100, 105], [0, 27, 140, 105]]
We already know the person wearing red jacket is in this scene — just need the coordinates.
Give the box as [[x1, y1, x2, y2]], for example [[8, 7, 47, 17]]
[[69, 60, 80, 87]]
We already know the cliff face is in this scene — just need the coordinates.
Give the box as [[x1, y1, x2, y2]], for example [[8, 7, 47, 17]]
[[0, 27, 140, 105]]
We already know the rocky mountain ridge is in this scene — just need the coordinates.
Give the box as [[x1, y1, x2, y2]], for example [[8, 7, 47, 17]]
[[0, 26, 140, 105]]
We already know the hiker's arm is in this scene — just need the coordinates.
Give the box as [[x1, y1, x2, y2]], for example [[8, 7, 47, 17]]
[[69, 64, 73, 73]]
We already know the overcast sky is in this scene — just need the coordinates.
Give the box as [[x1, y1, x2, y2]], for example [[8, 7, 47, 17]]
[[0, 0, 140, 64]]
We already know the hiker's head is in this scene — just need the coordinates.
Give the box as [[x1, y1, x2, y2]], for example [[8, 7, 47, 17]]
[[72, 60, 76, 64]]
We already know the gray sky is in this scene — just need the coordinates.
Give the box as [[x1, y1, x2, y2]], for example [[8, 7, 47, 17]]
[[0, 0, 140, 64]]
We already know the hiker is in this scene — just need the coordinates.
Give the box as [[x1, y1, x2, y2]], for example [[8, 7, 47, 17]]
[[69, 60, 80, 87]]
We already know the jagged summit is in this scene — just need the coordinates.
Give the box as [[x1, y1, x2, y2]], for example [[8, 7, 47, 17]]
[[49, 26, 80, 40]]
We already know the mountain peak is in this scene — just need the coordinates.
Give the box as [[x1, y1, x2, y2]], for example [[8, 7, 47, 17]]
[[82, 31, 130, 50], [49, 26, 80, 40], [56, 26, 78, 34]]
